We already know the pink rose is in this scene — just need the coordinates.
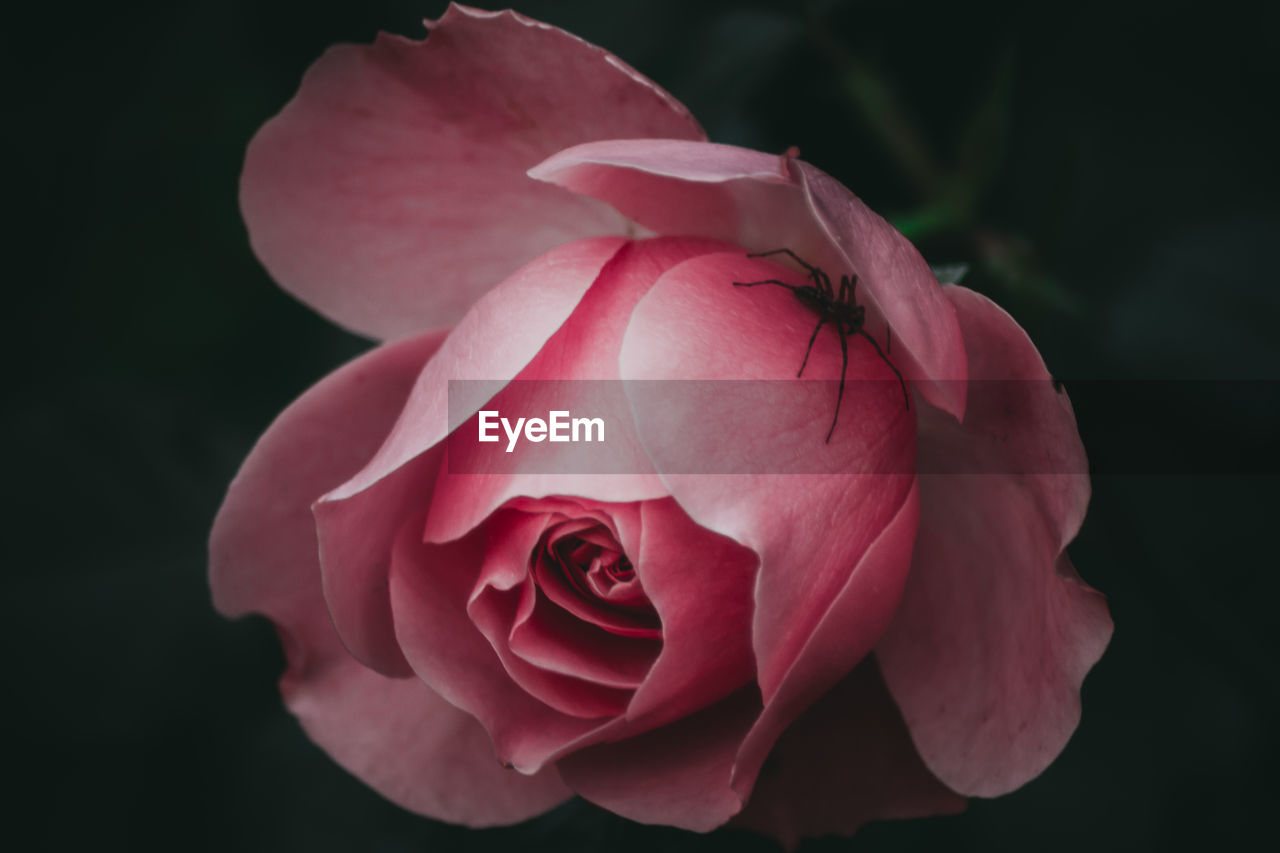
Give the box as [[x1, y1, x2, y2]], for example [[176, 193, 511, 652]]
[[210, 5, 1112, 844]]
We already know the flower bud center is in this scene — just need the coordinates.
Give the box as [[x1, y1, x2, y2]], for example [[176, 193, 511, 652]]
[[535, 518, 660, 639], [551, 524, 646, 609]]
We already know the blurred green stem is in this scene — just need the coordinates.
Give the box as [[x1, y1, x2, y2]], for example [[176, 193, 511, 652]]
[[804, 11, 1079, 313], [891, 200, 970, 241]]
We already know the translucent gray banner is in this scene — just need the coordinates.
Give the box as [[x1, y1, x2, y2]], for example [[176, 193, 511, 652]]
[[443, 380, 1280, 475]]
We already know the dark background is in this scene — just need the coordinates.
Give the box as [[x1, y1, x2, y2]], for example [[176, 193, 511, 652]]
[[12, 0, 1279, 849]]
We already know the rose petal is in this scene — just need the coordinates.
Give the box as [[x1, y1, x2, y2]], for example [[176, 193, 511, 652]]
[[282, 649, 571, 826], [424, 237, 730, 543], [470, 581, 633, 718], [505, 495, 644, 568], [532, 544, 663, 640], [790, 160, 967, 418], [517, 500, 661, 640], [209, 330, 570, 823], [618, 251, 917, 706], [733, 659, 966, 849], [315, 237, 625, 673], [531, 140, 802, 246], [618, 250, 923, 812], [323, 235, 623, 507], [507, 583, 659, 688], [624, 498, 758, 728], [211, 329, 445, 654], [464, 509, 638, 717], [556, 688, 762, 831], [531, 140, 967, 415], [390, 495, 687, 776], [242, 4, 704, 340], [875, 285, 1114, 797], [388, 513, 605, 771], [730, 479, 920, 799]]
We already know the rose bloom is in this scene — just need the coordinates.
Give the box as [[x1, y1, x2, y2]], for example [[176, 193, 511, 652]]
[[210, 5, 1112, 845]]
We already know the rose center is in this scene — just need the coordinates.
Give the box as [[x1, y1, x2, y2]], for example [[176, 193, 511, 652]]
[[554, 530, 647, 608], [534, 519, 660, 638]]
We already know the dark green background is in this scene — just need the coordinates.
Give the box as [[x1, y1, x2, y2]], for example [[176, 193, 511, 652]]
[[12, 1, 1279, 850]]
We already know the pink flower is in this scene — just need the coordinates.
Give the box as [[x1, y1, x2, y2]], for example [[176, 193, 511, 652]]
[[210, 5, 1112, 845]]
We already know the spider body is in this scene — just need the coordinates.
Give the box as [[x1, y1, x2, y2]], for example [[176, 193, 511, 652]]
[[733, 248, 909, 443]]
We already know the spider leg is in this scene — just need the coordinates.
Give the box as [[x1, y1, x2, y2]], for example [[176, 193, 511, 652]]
[[886, 324, 892, 354], [815, 267, 832, 295], [747, 249, 831, 293], [857, 328, 910, 410], [797, 317, 826, 378], [748, 248, 820, 276], [826, 323, 850, 443], [733, 278, 802, 294]]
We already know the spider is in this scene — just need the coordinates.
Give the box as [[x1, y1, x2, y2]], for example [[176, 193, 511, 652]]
[[733, 248, 909, 443]]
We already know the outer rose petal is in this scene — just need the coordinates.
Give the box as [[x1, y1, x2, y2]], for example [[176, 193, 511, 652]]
[[283, 649, 571, 826], [424, 237, 731, 543], [315, 236, 626, 674], [208, 331, 570, 823], [530, 140, 804, 247], [619, 251, 920, 808], [557, 688, 763, 831], [531, 139, 967, 416], [625, 499, 758, 728], [242, 4, 704, 340], [556, 487, 922, 835], [730, 478, 920, 799], [618, 252, 916, 703], [790, 160, 967, 417], [734, 660, 965, 850], [876, 285, 1114, 797], [325, 236, 627, 502]]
